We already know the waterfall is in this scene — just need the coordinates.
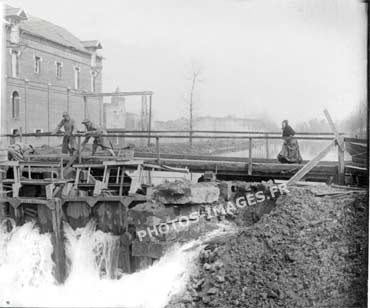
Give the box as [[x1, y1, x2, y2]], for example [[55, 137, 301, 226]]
[[0, 219, 236, 308]]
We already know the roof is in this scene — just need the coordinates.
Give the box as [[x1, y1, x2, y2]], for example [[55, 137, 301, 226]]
[[5, 5, 27, 21], [5, 5, 102, 54], [82, 40, 102, 49], [20, 16, 89, 53]]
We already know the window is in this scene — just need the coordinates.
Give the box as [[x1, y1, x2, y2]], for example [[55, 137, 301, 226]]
[[56, 62, 62, 79], [11, 91, 20, 119], [11, 50, 19, 78], [34, 56, 41, 74], [74, 67, 80, 89], [91, 71, 97, 92]]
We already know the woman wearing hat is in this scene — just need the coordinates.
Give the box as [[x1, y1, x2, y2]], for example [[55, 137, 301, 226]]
[[277, 120, 302, 164]]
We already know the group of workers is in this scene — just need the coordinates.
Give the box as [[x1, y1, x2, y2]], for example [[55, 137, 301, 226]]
[[8, 112, 115, 161], [54, 112, 115, 157]]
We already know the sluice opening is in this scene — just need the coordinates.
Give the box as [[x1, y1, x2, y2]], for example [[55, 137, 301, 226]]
[[0, 158, 287, 307]]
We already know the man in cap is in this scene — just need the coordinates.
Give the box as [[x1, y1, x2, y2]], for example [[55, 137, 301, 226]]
[[80, 119, 115, 156], [53, 112, 77, 155]]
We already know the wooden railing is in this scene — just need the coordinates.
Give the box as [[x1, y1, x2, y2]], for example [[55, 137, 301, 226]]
[[3, 130, 365, 185]]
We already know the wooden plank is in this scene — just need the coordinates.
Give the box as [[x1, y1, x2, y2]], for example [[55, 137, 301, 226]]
[[323, 109, 345, 184], [248, 137, 252, 175], [323, 109, 344, 150], [337, 145, 345, 185], [156, 137, 160, 163], [286, 140, 335, 186], [346, 165, 367, 171], [119, 167, 125, 196], [51, 199, 66, 283], [265, 134, 269, 159]]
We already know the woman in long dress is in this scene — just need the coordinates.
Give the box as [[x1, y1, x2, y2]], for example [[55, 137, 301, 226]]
[[277, 120, 303, 164]]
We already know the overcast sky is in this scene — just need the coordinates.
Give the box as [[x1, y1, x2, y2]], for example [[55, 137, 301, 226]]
[[5, 0, 367, 125]]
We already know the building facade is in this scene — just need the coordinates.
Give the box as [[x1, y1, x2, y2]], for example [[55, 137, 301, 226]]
[[4, 5, 103, 145]]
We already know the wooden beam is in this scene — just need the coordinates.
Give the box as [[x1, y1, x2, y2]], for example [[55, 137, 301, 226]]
[[286, 140, 336, 186], [155, 136, 160, 163], [84, 91, 154, 97], [323, 109, 345, 184], [323, 109, 344, 150], [51, 199, 66, 283], [148, 95, 152, 147], [248, 137, 253, 175]]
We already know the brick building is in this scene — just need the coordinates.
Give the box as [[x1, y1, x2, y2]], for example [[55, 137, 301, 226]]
[[4, 5, 103, 145]]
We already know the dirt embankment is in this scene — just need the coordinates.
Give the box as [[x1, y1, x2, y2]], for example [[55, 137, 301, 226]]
[[168, 187, 368, 308], [33, 139, 254, 156], [135, 139, 256, 156]]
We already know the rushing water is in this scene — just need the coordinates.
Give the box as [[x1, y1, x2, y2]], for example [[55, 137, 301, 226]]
[[0, 219, 235, 308]]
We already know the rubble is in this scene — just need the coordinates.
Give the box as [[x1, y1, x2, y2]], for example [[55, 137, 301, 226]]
[[166, 186, 368, 308], [152, 181, 220, 205]]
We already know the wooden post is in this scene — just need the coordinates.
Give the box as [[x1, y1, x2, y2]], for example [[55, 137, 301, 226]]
[[60, 158, 64, 180], [119, 167, 125, 196], [51, 199, 66, 283], [18, 127, 22, 142], [77, 135, 81, 164], [83, 95, 87, 119], [66, 87, 70, 113], [0, 170, 5, 220], [24, 79, 28, 143], [248, 137, 253, 175], [28, 157, 31, 179], [147, 95, 152, 147], [156, 137, 160, 163], [265, 134, 269, 159], [323, 109, 345, 184], [189, 131, 193, 150], [47, 84, 51, 146], [338, 144, 345, 185]]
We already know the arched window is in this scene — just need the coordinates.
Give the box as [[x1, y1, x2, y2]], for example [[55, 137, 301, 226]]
[[12, 91, 20, 119]]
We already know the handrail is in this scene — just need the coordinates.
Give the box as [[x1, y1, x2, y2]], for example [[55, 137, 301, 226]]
[[105, 129, 345, 136], [2, 132, 350, 141]]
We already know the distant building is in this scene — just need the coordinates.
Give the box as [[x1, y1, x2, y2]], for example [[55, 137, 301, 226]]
[[154, 116, 276, 132], [104, 92, 148, 131], [4, 5, 103, 144], [194, 116, 266, 131], [104, 88, 126, 129]]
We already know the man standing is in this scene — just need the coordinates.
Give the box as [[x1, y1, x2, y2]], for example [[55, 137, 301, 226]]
[[80, 119, 115, 156], [53, 112, 77, 155]]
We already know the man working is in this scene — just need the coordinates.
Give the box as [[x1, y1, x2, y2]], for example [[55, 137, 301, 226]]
[[53, 112, 77, 155], [80, 119, 115, 156], [8, 142, 34, 161]]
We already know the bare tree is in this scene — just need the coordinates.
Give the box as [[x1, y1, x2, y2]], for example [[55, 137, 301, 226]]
[[187, 66, 203, 149]]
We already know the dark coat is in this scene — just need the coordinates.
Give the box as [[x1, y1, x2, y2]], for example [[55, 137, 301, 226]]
[[282, 125, 295, 137]]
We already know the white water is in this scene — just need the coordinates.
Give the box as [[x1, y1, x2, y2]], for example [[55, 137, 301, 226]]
[[0, 220, 235, 308]]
